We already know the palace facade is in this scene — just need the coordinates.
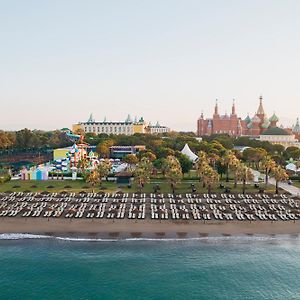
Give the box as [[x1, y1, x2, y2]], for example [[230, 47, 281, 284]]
[[73, 114, 170, 136], [197, 96, 279, 137]]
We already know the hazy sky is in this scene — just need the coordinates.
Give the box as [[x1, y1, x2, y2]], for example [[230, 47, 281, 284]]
[[1, 0, 300, 132]]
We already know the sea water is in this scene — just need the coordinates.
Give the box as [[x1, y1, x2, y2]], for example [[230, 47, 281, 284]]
[[0, 235, 300, 299]]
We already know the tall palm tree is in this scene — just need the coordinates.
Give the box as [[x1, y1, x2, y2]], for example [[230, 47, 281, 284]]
[[261, 155, 276, 185], [86, 169, 100, 192], [77, 158, 89, 175], [195, 151, 209, 186], [163, 156, 183, 194], [222, 150, 238, 182], [207, 152, 220, 169], [235, 164, 254, 194], [273, 166, 289, 194], [96, 159, 112, 186], [202, 165, 219, 194], [233, 160, 243, 188], [134, 157, 152, 192]]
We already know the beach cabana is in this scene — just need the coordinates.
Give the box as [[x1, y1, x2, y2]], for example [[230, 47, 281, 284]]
[[115, 171, 132, 184]]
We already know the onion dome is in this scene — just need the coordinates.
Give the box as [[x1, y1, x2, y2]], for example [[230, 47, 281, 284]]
[[269, 113, 279, 123], [247, 122, 253, 129], [251, 115, 261, 123], [261, 117, 270, 129], [244, 114, 251, 124]]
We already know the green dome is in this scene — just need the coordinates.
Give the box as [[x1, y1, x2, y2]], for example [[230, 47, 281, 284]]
[[261, 127, 290, 136], [251, 115, 261, 123], [244, 115, 251, 123], [269, 113, 279, 123], [261, 117, 270, 129]]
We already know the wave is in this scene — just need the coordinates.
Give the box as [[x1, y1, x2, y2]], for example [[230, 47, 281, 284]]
[[0, 233, 53, 240], [0, 233, 299, 243]]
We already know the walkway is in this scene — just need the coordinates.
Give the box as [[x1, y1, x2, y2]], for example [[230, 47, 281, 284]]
[[251, 169, 300, 196]]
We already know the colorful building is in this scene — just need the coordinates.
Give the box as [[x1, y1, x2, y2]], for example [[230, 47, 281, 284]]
[[197, 96, 278, 137]]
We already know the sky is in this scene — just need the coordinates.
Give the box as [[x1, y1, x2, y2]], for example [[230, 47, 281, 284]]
[[0, 0, 300, 132]]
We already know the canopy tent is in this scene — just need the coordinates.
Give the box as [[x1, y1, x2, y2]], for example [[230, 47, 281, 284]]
[[181, 144, 198, 162], [286, 163, 297, 173]]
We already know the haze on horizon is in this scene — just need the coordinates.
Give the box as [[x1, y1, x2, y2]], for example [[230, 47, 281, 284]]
[[1, 0, 300, 132]]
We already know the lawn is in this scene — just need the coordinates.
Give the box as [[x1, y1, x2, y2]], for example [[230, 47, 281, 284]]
[[292, 180, 300, 189], [0, 178, 278, 194]]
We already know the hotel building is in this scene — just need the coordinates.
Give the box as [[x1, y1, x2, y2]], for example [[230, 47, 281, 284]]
[[73, 115, 170, 135]]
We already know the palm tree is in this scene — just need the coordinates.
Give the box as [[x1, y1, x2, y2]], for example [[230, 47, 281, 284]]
[[202, 165, 219, 194], [233, 160, 243, 188], [207, 152, 220, 169], [96, 159, 112, 186], [235, 164, 254, 194], [86, 169, 100, 192], [195, 151, 209, 187], [222, 150, 238, 182], [273, 166, 289, 194], [77, 158, 89, 175], [134, 157, 152, 192], [261, 155, 276, 185], [163, 156, 183, 194]]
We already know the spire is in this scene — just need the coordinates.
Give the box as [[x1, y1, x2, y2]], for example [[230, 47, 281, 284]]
[[103, 116, 107, 122], [257, 95, 265, 116], [87, 113, 94, 123], [231, 99, 236, 115], [125, 114, 132, 123], [293, 117, 300, 133], [214, 99, 219, 116]]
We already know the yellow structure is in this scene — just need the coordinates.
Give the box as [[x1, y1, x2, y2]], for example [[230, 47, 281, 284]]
[[53, 148, 70, 160], [133, 123, 146, 134]]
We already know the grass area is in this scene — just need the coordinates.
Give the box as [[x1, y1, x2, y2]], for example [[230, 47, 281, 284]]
[[292, 181, 300, 189], [0, 179, 278, 194]]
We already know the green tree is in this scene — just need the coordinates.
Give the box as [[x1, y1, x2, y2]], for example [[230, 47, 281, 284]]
[[260, 155, 276, 185], [235, 164, 254, 194], [243, 147, 268, 169], [221, 150, 239, 182], [163, 156, 183, 194], [202, 165, 219, 194], [134, 157, 153, 192], [96, 159, 112, 186], [273, 166, 289, 194], [96, 139, 114, 158], [123, 154, 139, 165], [176, 152, 193, 175]]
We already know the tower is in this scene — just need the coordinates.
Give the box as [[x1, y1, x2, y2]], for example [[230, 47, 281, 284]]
[[231, 99, 236, 116], [256, 95, 265, 121], [213, 99, 219, 117]]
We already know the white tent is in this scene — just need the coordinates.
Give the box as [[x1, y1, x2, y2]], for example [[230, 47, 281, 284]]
[[181, 144, 198, 162], [286, 163, 297, 173]]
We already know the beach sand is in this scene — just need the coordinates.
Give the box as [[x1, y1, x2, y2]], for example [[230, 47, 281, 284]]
[[1, 218, 300, 238]]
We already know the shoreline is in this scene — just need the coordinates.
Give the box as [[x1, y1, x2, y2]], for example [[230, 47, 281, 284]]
[[1, 218, 300, 239]]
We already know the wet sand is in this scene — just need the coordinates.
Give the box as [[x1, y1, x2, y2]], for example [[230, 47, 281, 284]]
[[1, 218, 300, 238]]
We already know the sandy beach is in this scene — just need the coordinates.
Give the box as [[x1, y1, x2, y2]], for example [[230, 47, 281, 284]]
[[1, 218, 300, 238]]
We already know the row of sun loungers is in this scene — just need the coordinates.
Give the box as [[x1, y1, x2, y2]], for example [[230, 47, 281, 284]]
[[0, 192, 299, 221]]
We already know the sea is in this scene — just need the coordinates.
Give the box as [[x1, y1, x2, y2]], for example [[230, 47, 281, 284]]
[[1, 234, 300, 300]]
